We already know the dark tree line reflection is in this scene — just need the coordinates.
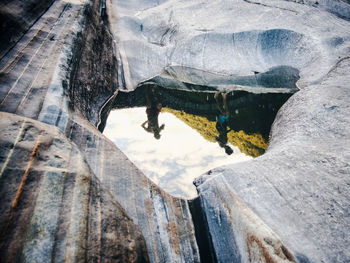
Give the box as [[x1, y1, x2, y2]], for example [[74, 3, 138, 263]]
[[112, 84, 294, 156]]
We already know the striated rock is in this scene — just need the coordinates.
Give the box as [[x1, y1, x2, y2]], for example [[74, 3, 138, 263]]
[[109, 0, 350, 261], [68, 0, 119, 130], [0, 0, 200, 262], [0, 0, 56, 58], [64, 114, 201, 263], [0, 0, 86, 123], [1, 0, 350, 262], [0, 112, 149, 262]]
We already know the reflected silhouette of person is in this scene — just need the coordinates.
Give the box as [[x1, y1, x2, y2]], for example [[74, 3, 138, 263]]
[[141, 85, 165, 139], [214, 91, 234, 155]]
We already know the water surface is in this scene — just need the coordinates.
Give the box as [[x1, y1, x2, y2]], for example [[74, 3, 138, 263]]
[[104, 108, 251, 198], [104, 85, 294, 198]]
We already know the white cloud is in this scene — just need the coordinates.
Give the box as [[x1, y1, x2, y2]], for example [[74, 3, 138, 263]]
[[104, 108, 251, 198]]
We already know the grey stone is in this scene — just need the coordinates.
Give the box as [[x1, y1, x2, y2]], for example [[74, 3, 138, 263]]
[[1, 0, 350, 262], [0, 112, 149, 263]]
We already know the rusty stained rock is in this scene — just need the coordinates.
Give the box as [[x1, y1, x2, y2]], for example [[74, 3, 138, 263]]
[[246, 234, 295, 263], [193, 174, 299, 263], [2, 0, 349, 262], [0, 0, 201, 257], [0, 112, 149, 263]]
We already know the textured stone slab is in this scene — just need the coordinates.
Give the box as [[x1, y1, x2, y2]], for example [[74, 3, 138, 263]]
[[1, 0, 350, 262], [0, 0, 56, 58], [64, 114, 201, 263], [195, 56, 350, 262], [0, 1, 201, 262], [108, 0, 350, 90], [0, 112, 149, 262]]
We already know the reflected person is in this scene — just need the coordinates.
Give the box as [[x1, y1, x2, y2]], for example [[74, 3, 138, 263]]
[[214, 91, 233, 155], [141, 85, 165, 139]]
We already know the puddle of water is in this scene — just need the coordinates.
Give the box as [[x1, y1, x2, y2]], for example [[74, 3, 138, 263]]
[[104, 108, 251, 198], [104, 85, 294, 198]]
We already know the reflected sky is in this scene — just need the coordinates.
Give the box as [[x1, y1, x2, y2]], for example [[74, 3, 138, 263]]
[[104, 107, 252, 198]]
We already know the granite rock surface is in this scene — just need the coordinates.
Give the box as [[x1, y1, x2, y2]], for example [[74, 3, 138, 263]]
[[109, 0, 350, 261], [0, 112, 149, 263], [194, 55, 350, 263], [0, 0, 56, 58], [109, 0, 350, 90], [1, 0, 350, 262], [0, 0, 200, 262]]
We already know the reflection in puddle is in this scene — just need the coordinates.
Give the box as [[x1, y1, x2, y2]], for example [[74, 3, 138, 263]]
[[104, 85, 295, 198], [104, 108, 251, 198]]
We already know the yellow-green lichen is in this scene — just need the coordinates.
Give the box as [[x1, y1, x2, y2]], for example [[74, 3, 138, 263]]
[[163, 108, 268, 157]]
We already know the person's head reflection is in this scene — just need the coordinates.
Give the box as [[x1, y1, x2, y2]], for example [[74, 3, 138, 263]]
[[141, 85, 165, 139], [214, 91, 233, 155]]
